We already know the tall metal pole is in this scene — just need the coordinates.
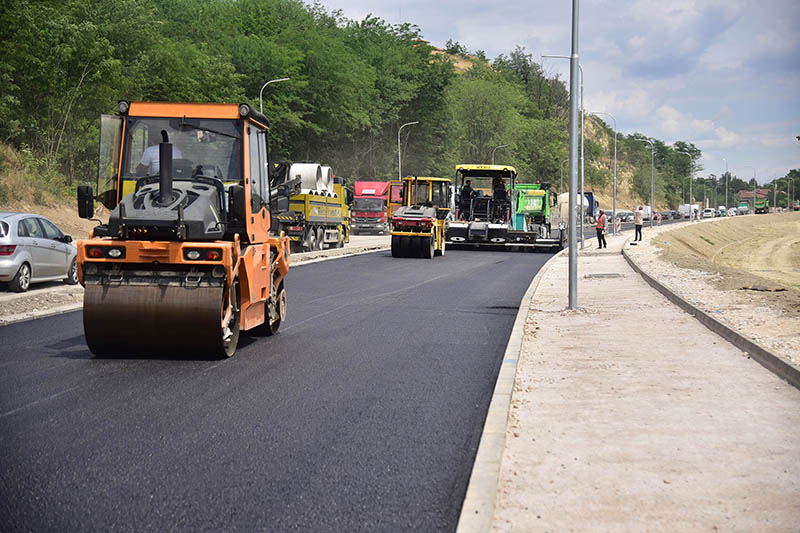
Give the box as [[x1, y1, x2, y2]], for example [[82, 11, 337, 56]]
[[491, 144, 509, 165], [579, 67, 585, 248], [677, 149, 692, 219], [591, 112, 616, 234], [259, 77, 290, 113], [397, 121, 419, 180], [567, 0, 580, 309], [560, 158, 568, 192], [640, 139, 655, 227], [723, 158, 728, 208]]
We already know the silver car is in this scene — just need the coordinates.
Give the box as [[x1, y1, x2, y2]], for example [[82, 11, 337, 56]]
[[0, 212, 79, 292]]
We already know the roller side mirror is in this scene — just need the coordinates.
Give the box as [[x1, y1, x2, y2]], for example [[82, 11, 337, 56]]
[[77, 186, 95, 219]]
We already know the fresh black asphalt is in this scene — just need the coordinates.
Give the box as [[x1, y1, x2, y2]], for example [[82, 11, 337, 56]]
[[0, 249, 550, 531]]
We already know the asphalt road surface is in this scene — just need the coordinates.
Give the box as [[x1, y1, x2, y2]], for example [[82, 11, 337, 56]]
[[0, 249, 550, 531]]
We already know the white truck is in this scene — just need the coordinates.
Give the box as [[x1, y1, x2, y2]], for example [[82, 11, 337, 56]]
[[679, 203, 700, 219]]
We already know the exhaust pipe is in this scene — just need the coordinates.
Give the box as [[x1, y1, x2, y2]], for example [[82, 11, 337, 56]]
[[158, 130, 173, 205]]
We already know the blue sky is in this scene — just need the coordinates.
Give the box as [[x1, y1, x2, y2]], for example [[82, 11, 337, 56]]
[[317, 0, 800, 184]]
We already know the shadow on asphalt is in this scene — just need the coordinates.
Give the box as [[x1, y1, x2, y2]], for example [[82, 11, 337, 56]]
[[47, 333, 261, 361]]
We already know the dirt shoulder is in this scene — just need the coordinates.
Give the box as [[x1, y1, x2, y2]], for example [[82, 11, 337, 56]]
[[1, 200, 101, 239], [627, 213, 800, 366]]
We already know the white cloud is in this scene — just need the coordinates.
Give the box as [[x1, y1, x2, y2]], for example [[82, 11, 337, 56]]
[[317, 0, 800, 177]]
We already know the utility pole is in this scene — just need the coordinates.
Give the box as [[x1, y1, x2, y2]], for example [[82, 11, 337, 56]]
[[722, 158, 728, 208], [566, 0, 580, 309], [397, 121, 419, 180], [640, 139, 655, 227]]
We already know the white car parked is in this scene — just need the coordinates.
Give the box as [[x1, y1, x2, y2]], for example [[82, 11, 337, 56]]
[[702, 208, 715, 219], [0, 212, 78, 292]]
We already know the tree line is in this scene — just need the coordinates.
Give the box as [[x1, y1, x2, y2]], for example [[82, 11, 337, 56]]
[[1, 0, 795, 208]]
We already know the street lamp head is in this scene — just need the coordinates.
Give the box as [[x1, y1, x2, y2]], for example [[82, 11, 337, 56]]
[[259, 77, 290, 113]]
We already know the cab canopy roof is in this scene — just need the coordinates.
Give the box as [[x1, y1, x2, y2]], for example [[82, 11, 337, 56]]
[[455, 164, 516, 179], [401, 176, 451, 182], [123, 100, 269, 129]]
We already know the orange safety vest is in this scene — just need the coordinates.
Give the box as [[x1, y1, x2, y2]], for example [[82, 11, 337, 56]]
[[596, 213, 606, 230]]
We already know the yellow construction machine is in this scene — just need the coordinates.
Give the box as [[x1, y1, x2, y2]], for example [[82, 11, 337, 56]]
[[76, 101, 289, 357], [390, 176, 452, 258]]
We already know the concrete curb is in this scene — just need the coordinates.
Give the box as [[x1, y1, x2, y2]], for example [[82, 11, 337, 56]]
[[291, 245, 389, 267], [0, 245, 390, 327], [456, 245, 572, 532], [0, 302, 83, 327], [622, 245, 800, 390]]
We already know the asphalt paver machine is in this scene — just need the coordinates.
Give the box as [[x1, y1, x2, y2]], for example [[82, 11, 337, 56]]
[[446, 164, 564, 251], [76, 101, 290, 357]]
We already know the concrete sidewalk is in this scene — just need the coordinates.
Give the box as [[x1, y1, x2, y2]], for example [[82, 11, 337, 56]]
[[491, 232, 800, 531]]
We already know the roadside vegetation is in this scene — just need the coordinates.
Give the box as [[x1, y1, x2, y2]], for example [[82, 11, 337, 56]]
[[1, 0, 797, 211]]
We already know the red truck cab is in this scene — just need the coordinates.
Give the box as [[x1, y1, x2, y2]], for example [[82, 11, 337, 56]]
[[351, 181, 390, 234]]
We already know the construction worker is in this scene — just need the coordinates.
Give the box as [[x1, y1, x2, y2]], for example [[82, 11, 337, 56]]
[[596, 209, 607, 249]]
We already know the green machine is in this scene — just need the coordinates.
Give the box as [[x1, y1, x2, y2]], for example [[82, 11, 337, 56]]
[[513, 183, 550, 230]]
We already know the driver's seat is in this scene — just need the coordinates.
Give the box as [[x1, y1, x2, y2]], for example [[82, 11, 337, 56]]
[[173, 158, 193, 179]]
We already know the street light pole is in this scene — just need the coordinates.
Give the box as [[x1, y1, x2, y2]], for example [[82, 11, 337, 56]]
[[397, 121, 419, 180], [565, 1, 580, 309], [591, 112, 617, 234], [676, 149, 693, 220], [259, 77, 290, 113], [722, 157, 728, 208], [560, 158, 569, 193], [491, 144, 509, 165], [543, 54, 584, 248], [640, 139, 655, 228]]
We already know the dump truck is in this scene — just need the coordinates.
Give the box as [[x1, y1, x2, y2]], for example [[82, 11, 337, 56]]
[[271, 162, 350, 252], [583, 191, 599, 223], [390, 176, 451, 258], [754, 197, 769, 214], [737, 201, 750, 214], [446, 164, 564, 251], [76, 100, 290, 358], [351, 181, 390, 234]]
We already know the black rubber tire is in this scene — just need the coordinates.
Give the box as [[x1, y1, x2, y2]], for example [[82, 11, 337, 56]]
[[410, 236, 424, 258], [422, 236, 434, 259], [219, 280, 241, 358], [250, 280, 286, 337], [315, 227, 325, 250], [65, 257, 79, 285], [391, 235, 401, 257], [400, 236, 411, 258], [265, 281, 286, 336], [306, 228, 317, 252], [9, 262, 31, 293]]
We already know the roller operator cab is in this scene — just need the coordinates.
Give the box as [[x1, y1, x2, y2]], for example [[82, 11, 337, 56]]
[[446, 164, 565, 251], [76, 101, 290, 358], [390, 177, 452, 259]]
